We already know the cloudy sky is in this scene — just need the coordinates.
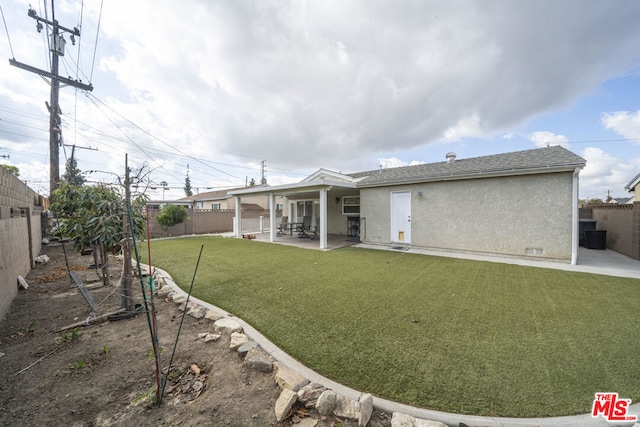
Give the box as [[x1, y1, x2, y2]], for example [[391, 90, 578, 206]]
[[1, 0, 639, 201]]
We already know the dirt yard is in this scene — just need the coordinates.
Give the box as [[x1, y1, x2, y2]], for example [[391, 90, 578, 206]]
[[0, 244, 391, 426]]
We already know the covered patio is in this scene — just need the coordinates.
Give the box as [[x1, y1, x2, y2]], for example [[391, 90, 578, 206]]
[[228, 170, 363, 250]]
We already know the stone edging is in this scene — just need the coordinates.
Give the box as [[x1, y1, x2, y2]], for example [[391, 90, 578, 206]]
[[143, 262, 640, 427]]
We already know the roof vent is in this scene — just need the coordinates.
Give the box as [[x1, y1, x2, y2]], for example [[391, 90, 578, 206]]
[[446, 152, 457, 163]]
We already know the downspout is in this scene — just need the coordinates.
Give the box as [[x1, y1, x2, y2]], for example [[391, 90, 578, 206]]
[[571, 168, 580, 265]]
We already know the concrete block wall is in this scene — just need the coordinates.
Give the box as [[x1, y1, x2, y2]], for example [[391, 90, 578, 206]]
[[146, 208, 243, 238], [634, 202, 640, 260], [590, 204, 634, 257], [0, 217, 31, 318], [191, 209, 234, 234], [0, 166, 43, 320], [582, 202, 639, 260]]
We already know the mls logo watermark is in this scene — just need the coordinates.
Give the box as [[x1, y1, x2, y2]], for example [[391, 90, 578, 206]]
[[592, 392, 637, 422]]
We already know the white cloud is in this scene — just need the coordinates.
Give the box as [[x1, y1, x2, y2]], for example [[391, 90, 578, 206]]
[[377, 157, 425, 169], [377, 157, 407, 169], [601, 111, 640, 140], [2, 0, 640, 195], [443, 113, 484, 141], [94, 0, 640, 169], [528, 131, 569, 148], [580, 147, 639, 199]]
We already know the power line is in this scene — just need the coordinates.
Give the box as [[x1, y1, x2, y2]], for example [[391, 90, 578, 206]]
[[0, 2, 15, 58], [0, 128, 49, 141], [82, 95, 186, 185], [84, 95, 156, 160], [0, 117, 49, 132], [89, 0, 103, 82], [85, 93, 241, 180], [0, 103, 49, 121], [75, 0, 84, 82], [42, 0, 51, 70]]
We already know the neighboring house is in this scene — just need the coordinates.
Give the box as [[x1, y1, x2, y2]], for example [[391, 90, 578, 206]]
[[624, 172, 640, 203], [147, 186, 283, 211], [146, 201, 192, 210], [180, 186, 283, 211], [606, 196, 634, 204], [230, 146, 586, 264]]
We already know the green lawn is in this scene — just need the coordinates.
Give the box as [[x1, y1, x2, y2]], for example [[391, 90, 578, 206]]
[[141, 236, 640, 417]]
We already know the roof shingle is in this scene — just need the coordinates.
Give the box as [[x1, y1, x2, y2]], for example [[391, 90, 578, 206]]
[[352, 145, 586, 187]]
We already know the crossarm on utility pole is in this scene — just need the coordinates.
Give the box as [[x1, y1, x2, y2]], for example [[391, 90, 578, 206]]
[[9, 59, 93, 91]]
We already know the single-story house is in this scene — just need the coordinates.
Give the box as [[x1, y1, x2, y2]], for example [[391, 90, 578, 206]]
[[229, 146, 586, 264], [606, 196, 634, 204], [145, 200, 193, 210], [147, 186, 284, 211]]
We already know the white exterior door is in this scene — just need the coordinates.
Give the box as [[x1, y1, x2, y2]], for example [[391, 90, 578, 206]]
[[391, 191, 411, 244]]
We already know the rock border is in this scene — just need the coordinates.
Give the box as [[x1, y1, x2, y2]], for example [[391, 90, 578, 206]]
[[150, 264, 406, 426]]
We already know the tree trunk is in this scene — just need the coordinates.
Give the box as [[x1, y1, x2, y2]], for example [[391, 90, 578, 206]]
[[92, 244, 102, 281], [100, 245, 110, 287]]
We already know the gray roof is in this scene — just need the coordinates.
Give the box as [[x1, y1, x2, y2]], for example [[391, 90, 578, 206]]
[[625, 172, 640, 192], [611, 197, 633, 204], [351, 145, 586, 187]]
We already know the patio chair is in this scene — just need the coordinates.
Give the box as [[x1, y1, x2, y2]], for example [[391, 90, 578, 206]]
[[297, 216, 312, 238], [308, 224, 319, 240], [277, 216, 289, 235]]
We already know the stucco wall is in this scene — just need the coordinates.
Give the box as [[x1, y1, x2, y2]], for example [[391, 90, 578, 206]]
[[326, 191, 358, 235], [284, 190, 358, 236], [360, 172, 575, 261], [0, 167, 43, 319]]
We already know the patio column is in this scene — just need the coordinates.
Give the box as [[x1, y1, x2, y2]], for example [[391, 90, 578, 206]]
[[320, 187, 327, 249], [269, 193, 276, 242], [234, 196, 241, 237]]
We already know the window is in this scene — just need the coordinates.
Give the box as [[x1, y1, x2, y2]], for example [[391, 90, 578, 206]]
[[294, 200, 315, 222], [342, 196, 360, 215], [211, 202, 221, 210]]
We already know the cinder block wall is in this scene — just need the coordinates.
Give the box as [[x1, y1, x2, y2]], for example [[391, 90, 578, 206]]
[[146, 208, 239, 238], [589, 204, 634, 257], [634, 202, 640, 260], [0, 167, 43, 319], [585, 202, 639, 260]]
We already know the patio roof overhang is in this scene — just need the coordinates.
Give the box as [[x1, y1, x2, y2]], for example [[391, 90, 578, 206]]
[[228, 179, 358, 198]]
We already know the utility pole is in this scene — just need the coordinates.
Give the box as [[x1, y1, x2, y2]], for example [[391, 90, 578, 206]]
[[63, 144, 97, 184], [65, 143, 98, 168], [260, 160, 267, 185], [9, 3, 93, 196], [122, 154, 134, 312]]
